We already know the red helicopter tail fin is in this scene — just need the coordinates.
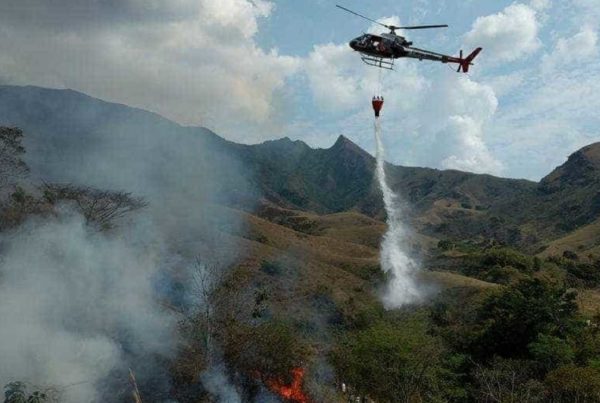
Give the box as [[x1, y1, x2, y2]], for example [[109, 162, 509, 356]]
[[458, 47, 482, 73]]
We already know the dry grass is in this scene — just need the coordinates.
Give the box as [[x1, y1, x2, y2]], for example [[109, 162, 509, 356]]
[[576, 289, 600, 317], [539, 218, 600, 260], [208, 204, 501, 317], [424, 271, 499, 290]]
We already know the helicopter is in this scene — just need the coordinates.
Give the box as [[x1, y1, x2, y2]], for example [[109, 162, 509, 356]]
[[337, 5, 482, 72]]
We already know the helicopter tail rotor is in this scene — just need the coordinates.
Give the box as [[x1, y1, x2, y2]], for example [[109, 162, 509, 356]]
[[456, 50, 463, 72], [457, 47, 482, 73]]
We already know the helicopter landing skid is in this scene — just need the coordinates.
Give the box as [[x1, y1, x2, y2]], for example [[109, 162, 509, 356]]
[[360, 54, 394, 70]]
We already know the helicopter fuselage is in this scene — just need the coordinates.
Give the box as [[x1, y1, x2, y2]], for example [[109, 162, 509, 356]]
[[339, 4, 481, 72], [349, 33, 411, 59]]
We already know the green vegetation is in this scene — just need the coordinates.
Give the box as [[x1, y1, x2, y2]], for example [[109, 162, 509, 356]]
[[4, 117, 600, 401], [328, 240, 600, 402], [260, 260, 283, 276], [330, 317, 452, 402], [3, 382, 48, 403], [223, 320, 309, 385]]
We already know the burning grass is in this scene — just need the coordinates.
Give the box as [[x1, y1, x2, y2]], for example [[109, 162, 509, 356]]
[[265, 367, 310, 403]]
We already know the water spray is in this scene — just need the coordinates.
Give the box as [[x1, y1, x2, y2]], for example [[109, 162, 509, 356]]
[[372, 98, 423, 308]]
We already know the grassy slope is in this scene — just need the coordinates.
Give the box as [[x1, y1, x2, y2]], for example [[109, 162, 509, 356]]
[[219, 204, 498, 330], [539, 217, 600, 259]]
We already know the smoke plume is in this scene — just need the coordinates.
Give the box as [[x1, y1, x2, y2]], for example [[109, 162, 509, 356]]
[[0, 209, 176, 402], [0, 86, 252, 401], [374, 119, 423, 308]]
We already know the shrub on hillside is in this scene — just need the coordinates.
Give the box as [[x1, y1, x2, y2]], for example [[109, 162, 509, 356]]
[[0, 127, 29, 189], [3, 382, 50, 403], [330, 318, 447, 402], [222, 320, 308, 385], [473, 358, 544, 403], [545, 366, 600, 402], [469, 279, 578, 360]]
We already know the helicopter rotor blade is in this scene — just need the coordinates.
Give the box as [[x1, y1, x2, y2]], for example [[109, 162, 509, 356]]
[[336, 5, 391, 29], [395, 24, 448, 30]]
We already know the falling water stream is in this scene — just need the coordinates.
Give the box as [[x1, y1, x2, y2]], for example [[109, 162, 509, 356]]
[[374, 118, 423, 308]]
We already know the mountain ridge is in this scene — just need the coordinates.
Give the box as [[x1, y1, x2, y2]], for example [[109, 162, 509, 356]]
[[1, 84, 599, 252]]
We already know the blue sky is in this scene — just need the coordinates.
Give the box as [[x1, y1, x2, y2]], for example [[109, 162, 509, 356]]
[[252, 0, 599, 180], [0, 0, 598, 180]]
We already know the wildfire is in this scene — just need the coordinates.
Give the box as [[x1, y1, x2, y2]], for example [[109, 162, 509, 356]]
[[265, 367, 310, 403]]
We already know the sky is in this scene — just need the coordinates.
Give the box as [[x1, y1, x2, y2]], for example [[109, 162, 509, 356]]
[[0, 0, 599, 180]]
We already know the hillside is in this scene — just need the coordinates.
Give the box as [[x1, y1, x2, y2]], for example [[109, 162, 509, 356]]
[[3, 85, 600, 402], [3, 85, 599, 255]]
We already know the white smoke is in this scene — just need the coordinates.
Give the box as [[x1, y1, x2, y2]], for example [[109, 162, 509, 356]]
[[0, 88, 252, 401], [374, 119, 423, 308], [200, 365, 242, 403], [0, 208, 176, 402]]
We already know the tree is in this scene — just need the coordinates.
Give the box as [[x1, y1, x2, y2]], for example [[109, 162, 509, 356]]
[[4, 382, 48, 403], [528, 334, 575, 372], [223, 320, 308, 385], [331, 319, 445, 402], [0, 127, 29, 189], [473, 358, 544, 403], [42, 184, 146, 229], [545, 366, 600, 402], [191, 257, 229, 364], [469, 279, 578, 360]]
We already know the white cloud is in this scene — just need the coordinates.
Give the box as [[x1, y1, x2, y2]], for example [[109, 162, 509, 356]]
[[542, 27, 598, 72], [304, 43, 365, 112], [0, 0, 299, 142], [487, 23, 600, 179], [302, 33, 502, 175], [530, 0, 551, 11], [439, 115, 504, 173], [573, 0, 600, 28], [304, 37, 428, 114], [422, 75, 502, 174], [486, 72, 526, 97], [464, 3, 541, 62]]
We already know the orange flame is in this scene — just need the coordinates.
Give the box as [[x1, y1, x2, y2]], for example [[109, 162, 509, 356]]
[[265, 367, 310, 403]]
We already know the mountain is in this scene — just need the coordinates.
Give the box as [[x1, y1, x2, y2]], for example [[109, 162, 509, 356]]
[[5, 85, 600, 403], [1, 84, 599, 254]]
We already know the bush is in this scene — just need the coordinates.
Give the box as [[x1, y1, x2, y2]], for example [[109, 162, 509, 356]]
[[473, 358, 544, 403], [330, 318, 446, 402], [528, 334, 575, 372], [3, 382, 48, 403], [468, 279, 578, 360], [223, 320, 308, 385], [0, 127, 29, 188], [479, 247, 536, 273], [563, 250, 579, 261], [546, 366, 600, 402], [260, 260, 283, 276], [438, 239, 454, 251]]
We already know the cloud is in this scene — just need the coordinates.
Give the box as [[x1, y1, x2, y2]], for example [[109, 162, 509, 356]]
[[542, 27, 598, 72], [423, 75, 502, 174], [302, 31, 502, 175], [0, 0, 299, 142], [464, 3, 541, 62], [304, 43, 366, 112], [486, 23, 600, 179], [303, 16, 428, 115], [530, 0, 551, 11], [438, 115, 504, 173], [573, 0, 600, 28]]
